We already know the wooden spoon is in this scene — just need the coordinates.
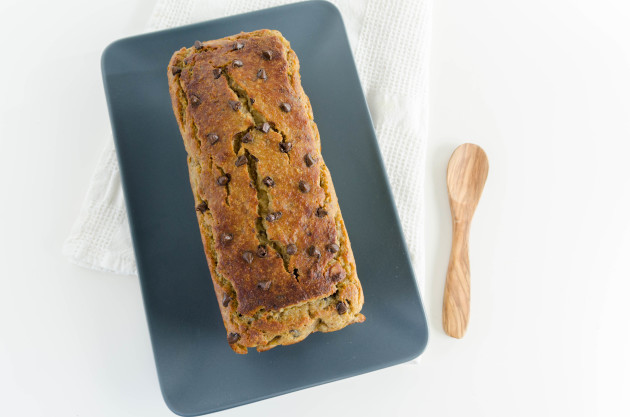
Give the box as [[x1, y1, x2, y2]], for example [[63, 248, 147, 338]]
[[442, 143, 489, 339]]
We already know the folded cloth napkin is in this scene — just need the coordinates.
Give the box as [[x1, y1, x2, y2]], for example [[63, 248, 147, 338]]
[[63, 0, 432, 287]]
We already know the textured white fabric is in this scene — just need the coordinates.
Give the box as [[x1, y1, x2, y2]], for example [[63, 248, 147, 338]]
[[64, 0, 431, 287]]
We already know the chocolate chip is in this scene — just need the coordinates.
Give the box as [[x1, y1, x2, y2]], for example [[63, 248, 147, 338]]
[[190, 94, 201, 106], [257, 68, 267, 80], [213, 68, 222, 79], [235, 155, 247, 166], [289, 329, 300, 337], [316, 207, 328, 217], [242, 251, 254, 264], [258, 122, 270, 133], [221, 233, 233, 243], [279, 142, 293, 153], [256, 245, 268, 258], [207, 133, 219, 145], [194, 40, 203, 50], [262, 176, 275, 187], [286, 244, 297, 255], [257, 280, 272, 290], [228, 100, 242, 111], [327, 243, 339, 253], [233, 42, 244, 51], [336, 302, 348, 315], [328, 264, 346, 283], [250, 154, 259, 162], [217, 175, 230, 186], [171, 66, 182, 75], [280, 102, 291, 112], [265, 212, 282, 222], [227, 332, 241, 343], [250, 97, 255, 104], [233, 59, 243, 67], [304, 153, 317, 167], [307, 246, 321, 258], [195, 202, 208, 213], [241, 131, 253, 143], [298, 180, 310, 193], [262, 50, 273, 60], [222, 293, 231, 307]]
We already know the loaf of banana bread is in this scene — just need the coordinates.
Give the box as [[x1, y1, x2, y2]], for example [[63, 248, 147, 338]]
[[167, 29, 364, 353]]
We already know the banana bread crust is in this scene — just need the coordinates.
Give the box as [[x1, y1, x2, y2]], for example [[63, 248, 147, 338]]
[[167, 30, 364, 353]]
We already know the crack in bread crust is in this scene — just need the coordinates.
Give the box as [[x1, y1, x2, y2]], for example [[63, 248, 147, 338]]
[[167, 30, 364, 354], [220, 70, 291, 273]]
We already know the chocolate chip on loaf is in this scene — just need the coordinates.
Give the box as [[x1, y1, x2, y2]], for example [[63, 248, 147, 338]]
[[194, 40, 203, 50], [233, 59, 243, 67], [258, 122, 270, 133], [217, 175, 230, 186], [289, 329, 301, 337], [227, 332, 241, 344], [256, 245, 268, 258], [171, 66, 182, 75], [280, 102, 291, 112], [232, 41, 244, 50], [207, 133, 220, 145], [220, 233, 233, 243], [279, 142, 292, 153], [257, 280, 272, 290], [235, 155, 247, 166], [298, 180, 310, 193], [222, 293, 232, 307], [250, 97, 255, 104], [316, 207, 328, 217], [307, 246, 321, 258], [327, 243, 339, 253], [228, 100, 242, 111], [336, 301, 348, 315], [265, 211, 282, 222], [304, 153, 317, 167], [257, 68, 267, 80], [241, 131, 253, 143], [262, 176, 275, 187], [242, 251, 254, 264], [262, 50, 273, 60], [327, 264, 346, 283], [286, 244, 297, 255], [195, 202, 208, 213], [213, 68, 222, 79], [190, 94, 201, 106]]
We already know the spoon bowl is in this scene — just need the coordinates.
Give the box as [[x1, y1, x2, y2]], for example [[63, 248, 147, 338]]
[[447, 144, 489, 211]]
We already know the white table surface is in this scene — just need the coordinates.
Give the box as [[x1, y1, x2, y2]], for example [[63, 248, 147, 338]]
[[2, 0, 630, 415]]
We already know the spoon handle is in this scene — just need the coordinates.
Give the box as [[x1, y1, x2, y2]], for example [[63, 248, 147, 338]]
[[442, 218, 471, 339]]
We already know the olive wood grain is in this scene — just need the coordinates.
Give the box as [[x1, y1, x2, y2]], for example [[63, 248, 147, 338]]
[[443, 143, 489, 339]]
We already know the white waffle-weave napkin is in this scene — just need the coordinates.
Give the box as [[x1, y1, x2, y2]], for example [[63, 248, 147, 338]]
[[63, 0, 432, 289]]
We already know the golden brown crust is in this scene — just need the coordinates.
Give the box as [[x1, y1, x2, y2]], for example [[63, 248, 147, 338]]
[[168, 30, 364, 354]]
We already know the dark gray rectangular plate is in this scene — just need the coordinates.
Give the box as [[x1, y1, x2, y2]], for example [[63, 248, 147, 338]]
[[102, 1, 427, 415]]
